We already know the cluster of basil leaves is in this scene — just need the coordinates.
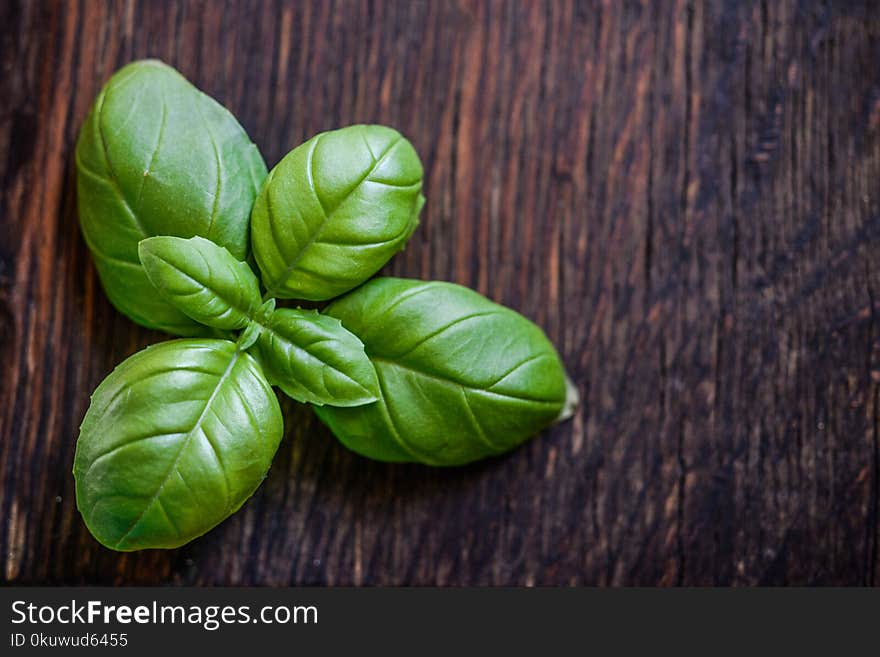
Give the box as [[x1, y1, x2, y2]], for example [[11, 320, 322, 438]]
[[73, 60, 578, 551]]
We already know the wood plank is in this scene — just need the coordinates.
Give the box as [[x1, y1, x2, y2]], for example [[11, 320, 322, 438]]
[[1, 0, 879, 585]]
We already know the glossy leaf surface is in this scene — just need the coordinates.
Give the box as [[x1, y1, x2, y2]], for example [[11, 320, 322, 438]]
[[139, 236, 261, 331], [251, 125, 424, 301], [76, 59, 267, 335], [255, 307, 378, 407], [314, 278, 573, 465], [74, 339, 283, 551]]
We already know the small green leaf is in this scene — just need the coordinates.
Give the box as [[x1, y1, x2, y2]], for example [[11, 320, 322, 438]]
[[254, 308, 379, 407], [256, 298, 276, 319], [139, 236, 261, 331], [237, 321, 262, 350], [251, 124, 424, 301]]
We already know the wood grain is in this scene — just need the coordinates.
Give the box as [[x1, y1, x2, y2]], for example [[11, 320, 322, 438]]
[[2, 0, 880, 585]]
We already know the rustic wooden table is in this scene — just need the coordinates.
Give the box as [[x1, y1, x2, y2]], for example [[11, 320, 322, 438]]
[[2, 0, 879, 586]]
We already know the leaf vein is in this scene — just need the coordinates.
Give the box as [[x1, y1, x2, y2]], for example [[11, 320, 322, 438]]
[[113, 349, 241, 549], [264, 133, 403, 297], [461, 389, 505, 452], [374, 366, 437, 464], [391, 311, 501, 361], [85, 431, 186, 476], [197, 99, 224, 239], [372, 358, 564, 404], [94, 89, 150, 238], [201, 417, 231, 510], [487, 353, 552, 388], [155, 497, 181, 539], [135, 95, 167, 203]]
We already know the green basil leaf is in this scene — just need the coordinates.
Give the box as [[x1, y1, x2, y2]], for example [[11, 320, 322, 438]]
[[251, 124, 424, 301], [139, 236, 261, 331], [237, 321, 263, 351], [76, 59, 267, 335], [254, 308, 378, 407], [74, 339, 283, 551], [313, 278, 576, 466]]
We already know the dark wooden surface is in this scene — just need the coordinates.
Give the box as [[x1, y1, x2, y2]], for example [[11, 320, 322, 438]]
[[2, 0, 880, 586]]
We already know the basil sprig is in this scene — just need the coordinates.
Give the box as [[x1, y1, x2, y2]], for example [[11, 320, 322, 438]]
[[74, 60, 577, 551]]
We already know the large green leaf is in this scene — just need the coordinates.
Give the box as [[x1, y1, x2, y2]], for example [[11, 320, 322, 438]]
[[251, 125, 424, 301], [254, 307, 379, 407], [74, 339, 283, 551], [139, 236, 261, 331], [76, 59, 267, 335], [314, 278, 576, 466]]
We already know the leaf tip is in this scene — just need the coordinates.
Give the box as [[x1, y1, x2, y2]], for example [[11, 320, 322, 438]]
[[555, 375, 580, 423]]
